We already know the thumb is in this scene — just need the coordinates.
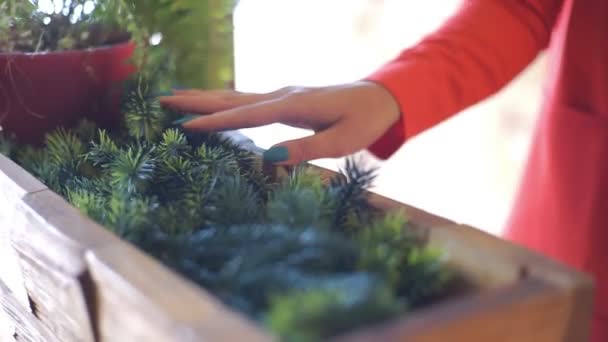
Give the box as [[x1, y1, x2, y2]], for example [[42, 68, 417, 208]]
[[262, 128, 351, 165]]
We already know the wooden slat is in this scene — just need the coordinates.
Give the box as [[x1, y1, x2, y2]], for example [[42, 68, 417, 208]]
[[334, 223, 593, 341], [0, 155, 46, 311], [0, 155, 46, 196], [86, 242, 273, 342], [0, 279, 56, 342], [7, 190, 122, 342], [337, 277, 577, 342], [267, 162, 593, 342], [428, 223, 594, 341], [0, 132, 595, 341]]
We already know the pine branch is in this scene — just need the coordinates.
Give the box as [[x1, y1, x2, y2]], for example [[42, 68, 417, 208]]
[[267, 188, 326, 229], [16, 146, 61, 192], [43, 128, 87, 193], [357, 212, 452, 307], [67, 187, 107, 223], [396, 247, 453, 308], [122, 84, 167, 142], [110, 145, 157, 195], [158, 128, 190, 159], [287, 166, 325, 199], [205, 175, 263, 226], [267, 274, 404, 342], [86, 129, 119, 168], [73, 118, 98, 143], [105, 193, 157, 240], [45, 128, 85, 169], [65, 175, 113, 198], [0, 131, 16, 158], [15, 145, 45, 174], [153, 155, 198, 202], [325, 158, 378, 233]]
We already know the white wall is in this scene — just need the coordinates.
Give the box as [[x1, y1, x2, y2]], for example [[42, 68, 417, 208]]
[[233, 0, 545, 235]]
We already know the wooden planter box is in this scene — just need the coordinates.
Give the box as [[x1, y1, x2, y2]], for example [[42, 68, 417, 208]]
[[0, 133, 594, 342]]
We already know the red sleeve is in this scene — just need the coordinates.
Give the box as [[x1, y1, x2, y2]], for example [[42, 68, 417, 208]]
[[366, 0, 563, 160]]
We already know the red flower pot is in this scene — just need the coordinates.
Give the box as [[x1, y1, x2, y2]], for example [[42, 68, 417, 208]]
[[0, 41, 136, 144]]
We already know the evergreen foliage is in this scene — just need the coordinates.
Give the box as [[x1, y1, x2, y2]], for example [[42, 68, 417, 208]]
[[1, 72, 455, 341], [0, 0, 136, 53]]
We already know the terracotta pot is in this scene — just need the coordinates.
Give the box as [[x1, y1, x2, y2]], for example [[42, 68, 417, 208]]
[[0, 41, 136, 144]]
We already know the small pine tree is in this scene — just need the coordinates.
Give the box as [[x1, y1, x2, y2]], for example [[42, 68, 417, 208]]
[[0, 69, 455, 340]]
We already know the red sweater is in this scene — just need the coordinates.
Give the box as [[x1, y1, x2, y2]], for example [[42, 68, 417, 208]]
[[366, 1, 608, 340]]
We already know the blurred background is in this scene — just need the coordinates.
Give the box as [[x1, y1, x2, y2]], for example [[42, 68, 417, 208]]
[[28, 0, 546, 236], [233, 0, 547, 236]]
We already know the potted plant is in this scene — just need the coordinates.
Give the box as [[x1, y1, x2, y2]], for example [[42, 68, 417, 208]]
[[0, 0, 139, 144]]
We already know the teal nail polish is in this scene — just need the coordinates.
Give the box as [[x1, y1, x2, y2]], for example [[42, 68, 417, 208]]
[[263, 146, 289, 163], [171, 115, 198, 126]]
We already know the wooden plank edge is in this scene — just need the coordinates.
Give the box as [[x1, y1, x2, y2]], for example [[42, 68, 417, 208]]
[[431, 223, 594, 290], [9, 190, 122, 342], [0, 154, 47, 197], [0, 279, 56, 342], [20, 190, 124, 255], [0, 154, 48, 315], [336, 276, 583, 342], [85, 241, 274, 342], [235, 131, 593, 339]]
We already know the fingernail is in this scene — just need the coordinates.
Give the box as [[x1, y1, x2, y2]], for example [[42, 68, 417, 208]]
[[171, 115, 198, 126], [263, 146, 289, 163]]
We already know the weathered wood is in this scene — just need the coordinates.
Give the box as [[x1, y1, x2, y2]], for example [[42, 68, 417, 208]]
[[0, 155, 46, 311], [0, 280, 55, 342], [337, 277, 571, 342], [0, 131, 595, 341], [86, 242, 273, 342], [308, 164, 593, 339], [6, 190, 122, 342], [333, 226, 593, 342], [0, 155, 46, 196], [273, 163, 594, 341]]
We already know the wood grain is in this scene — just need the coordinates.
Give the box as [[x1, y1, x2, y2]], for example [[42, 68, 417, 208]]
[[333, 223, 593, 341], [0, 155, 46, 196], [6, 190, 122, 342], [86, 242, 273, 342], [0, 132, 595, 342], [337, 277, 572, 342], [0, 279, 55, 342], [0, 155, 46, 311]]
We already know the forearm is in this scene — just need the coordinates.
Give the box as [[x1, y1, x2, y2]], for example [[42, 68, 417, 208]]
[[367, 0, 563, 158]]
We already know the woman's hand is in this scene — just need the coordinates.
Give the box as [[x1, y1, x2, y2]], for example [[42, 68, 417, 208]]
[[159, 81, 400, 165]]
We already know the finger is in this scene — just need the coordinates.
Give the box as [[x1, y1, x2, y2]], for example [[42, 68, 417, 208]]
[[173, 89, 241, 96], [173, 89, 205, 96], [181, 99, 287, 131], [264, 125, 355, 165], [160, 91, 278, 113]]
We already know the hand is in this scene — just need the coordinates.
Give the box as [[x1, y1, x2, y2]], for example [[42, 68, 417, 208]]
[[159, 81, 401, 165]]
